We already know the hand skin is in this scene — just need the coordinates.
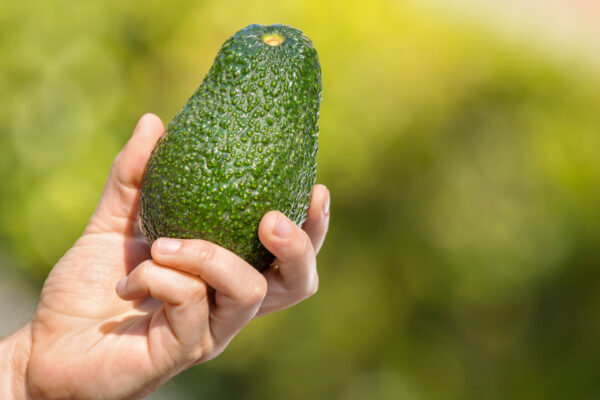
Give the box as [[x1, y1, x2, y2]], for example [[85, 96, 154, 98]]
[[0, 114, 330, 400]]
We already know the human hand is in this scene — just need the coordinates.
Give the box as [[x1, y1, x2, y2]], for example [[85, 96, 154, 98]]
[[6, 114, 329, 399]]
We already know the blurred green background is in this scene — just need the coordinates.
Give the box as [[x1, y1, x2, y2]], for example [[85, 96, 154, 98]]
[[2, 0, 600, 398]]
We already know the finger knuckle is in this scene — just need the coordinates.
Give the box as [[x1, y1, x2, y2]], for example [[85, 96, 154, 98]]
[[297, 233, 314, 259], [241, 276, 268, 306], [195, 241, 218, 265], [185, 278, 208, 302], [294, 264, 318, 299], [255, 276, 269, 299], [281, 232, 313, 264], [187, 345, 207, 365], [136, 260, 154, 282], [110, 152, 128, 184], [110, 151, 123, 171], [307, 274, 319, 297]]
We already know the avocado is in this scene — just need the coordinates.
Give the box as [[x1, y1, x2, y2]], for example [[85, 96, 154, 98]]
[[139, 24, 321, 271]]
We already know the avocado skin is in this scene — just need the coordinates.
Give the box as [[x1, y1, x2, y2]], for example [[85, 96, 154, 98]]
[[139, 24, 321, 271]]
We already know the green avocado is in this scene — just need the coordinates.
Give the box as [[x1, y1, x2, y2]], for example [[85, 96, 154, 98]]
[[139, 24, 321, 271]]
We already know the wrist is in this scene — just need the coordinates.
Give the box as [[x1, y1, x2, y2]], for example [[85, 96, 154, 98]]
[[0, 323, 32, 400]]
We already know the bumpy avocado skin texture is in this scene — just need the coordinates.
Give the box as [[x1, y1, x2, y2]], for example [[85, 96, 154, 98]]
[[139, 24, 321, 271]]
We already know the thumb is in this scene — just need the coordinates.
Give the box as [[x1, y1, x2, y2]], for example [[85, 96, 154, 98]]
[[86, 113, 164, 236]]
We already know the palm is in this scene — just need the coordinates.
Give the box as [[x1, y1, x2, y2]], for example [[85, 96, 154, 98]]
[[29, 203, 191, 398]]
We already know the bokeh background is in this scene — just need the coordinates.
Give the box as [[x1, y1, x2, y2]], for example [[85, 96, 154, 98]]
[[2, 0, 600, 398]]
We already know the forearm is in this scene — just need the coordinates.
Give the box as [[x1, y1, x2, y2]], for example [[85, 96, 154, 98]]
[[0, 323, 32, 400]]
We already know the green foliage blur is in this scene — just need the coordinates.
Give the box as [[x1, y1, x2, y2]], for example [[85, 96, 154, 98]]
[[3, 0, 600, 398]]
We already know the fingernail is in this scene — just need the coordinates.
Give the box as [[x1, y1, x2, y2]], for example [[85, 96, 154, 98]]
[[156, 238, 182, 254], [323, 191, 330, 217], [274, 213, 293, 238], [116, 276, 128, 293]]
